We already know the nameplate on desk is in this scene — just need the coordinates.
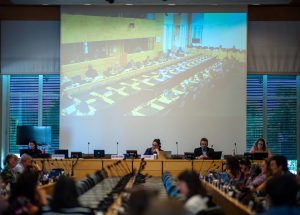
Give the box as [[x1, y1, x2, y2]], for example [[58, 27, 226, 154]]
[[51, 154, 65, 159], [141, 155, 156, 160], [111, 155, 124, 160]]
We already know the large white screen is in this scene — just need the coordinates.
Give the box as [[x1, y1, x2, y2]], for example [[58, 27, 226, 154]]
[[60, 7, 247, 155]]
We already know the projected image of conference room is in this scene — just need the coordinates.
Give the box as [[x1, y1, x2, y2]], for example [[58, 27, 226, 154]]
[[61, 12, 246, 117]]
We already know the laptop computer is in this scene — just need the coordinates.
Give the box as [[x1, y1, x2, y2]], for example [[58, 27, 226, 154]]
[[54, 149, 69, 158], [126, 150, 138, 159], [71, 151, 82, 158], [244, 152, 268, 160], [184, 152, 195, 160], [160, 151, 172, 159], [212, 151, 222, 160], [94, 150, 105, 158]]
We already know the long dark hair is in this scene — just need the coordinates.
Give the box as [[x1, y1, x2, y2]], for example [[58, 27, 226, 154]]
[[29, 140, 38, 151], [50, 175, 80, 211], [177, 170, 206, 199], [254, 138, 267, 151]]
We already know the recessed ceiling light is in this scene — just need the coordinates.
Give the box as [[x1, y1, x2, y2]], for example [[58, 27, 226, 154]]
[[168, 4, 176, 6], [125, 3, 133, 5], [84, 3, 92, 5]]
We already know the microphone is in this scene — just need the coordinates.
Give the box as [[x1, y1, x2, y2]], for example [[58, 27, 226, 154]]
[[233, 142, 237, 156], [88, 142, 90, 155], [176, 142, 179, 155], [117, 142, 119, 155], [211, 145, 214, 149]]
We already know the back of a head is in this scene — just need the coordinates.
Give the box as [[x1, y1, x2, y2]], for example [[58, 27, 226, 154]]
[[266, 174, 299, 207], [50, 175, 80, 211], [145, 199, 188, 215], [10, 169, 38, 203], [128, 186, 158, 215], [177, 170, 206, 198], [225, 156, 240, 177]]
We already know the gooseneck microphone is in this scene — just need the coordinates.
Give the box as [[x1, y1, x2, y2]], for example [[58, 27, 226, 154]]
[[117, 142, 119, 155], [176, 142, 179, 155], [88, 142, 90, 155], [234, 142, 237, 155]]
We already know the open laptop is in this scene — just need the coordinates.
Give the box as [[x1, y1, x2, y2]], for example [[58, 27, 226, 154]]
[[71, 151, 82, 158], [160, 151, 172, 159], [212, 151, 222, 160], [244, 152, 268, 160], [54, 149, 69, 158], [94, 150, 105, 158]]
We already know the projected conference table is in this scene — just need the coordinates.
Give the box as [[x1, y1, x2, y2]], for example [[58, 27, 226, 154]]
[[35, 159, 223, 179]]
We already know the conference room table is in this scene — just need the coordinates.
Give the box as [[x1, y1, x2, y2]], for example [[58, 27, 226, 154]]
[[35, 158, 224, 179]]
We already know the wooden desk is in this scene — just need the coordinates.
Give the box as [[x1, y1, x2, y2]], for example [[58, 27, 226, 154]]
[[202, 180, 255, 215], [35, 159, 223, 178]]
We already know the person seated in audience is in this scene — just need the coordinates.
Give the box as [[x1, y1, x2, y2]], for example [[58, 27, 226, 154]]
[[5, 169, 47, 215], [144, 139, 162, 156], [27, 140, 42, 158], [144, 199, 187, 215], [250, 138, 272, 157], [1, 154, 18, 186], [240, 159, 251, 182], [127, 186, 158, 215], [176, 170, 208, 214], [269, 155, 291, 176], [14, 154, 41, 175], [0, 176, 9, 213], [258, 174, 300, 215], [41, 175, 94, 215], [194, 138, 214, 159], [250, 159, 271, 189], [224, 156, 244, 186]]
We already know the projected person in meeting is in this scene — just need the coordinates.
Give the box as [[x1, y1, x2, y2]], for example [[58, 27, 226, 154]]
[[27, 140, 42, 158], [194, 138, 214, 159], [144, 139, 162, 156], [250, 138, 272, 158]]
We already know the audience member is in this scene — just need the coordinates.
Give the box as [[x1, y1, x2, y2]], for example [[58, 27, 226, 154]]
[[127, 186, 158, 215], [144, 139, 162, 156], [250, 159, 270, 189], [269, 155, 290, 176], [1, 154, 18, 185], [224, 156, 244, 186], [5, 169, 47, 215], [296, 163, 300, 184], [27, 140, 42, 158], [14, 154, 41, 175], [258, 174, 300, 215], [240, 159, 251, 181], [41, 175, 94, 215], [144, 199, 188, 215], [194, 138, 214, 159], [177, 170, 208, 214], [250, 138, 272, 158]]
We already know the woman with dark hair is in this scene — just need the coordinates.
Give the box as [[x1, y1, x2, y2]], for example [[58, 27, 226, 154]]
[[5, 169, 47, 215], [144, 139, 162, 156], [176, 170, 208, 214], [250, 138, 272, 157], [27, 140, 42, 158], [41, 175, 94, 215]]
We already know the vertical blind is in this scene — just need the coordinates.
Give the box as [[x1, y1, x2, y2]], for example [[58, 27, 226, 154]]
[[247, 75, 299, 160], [8, 75, 60, 154]]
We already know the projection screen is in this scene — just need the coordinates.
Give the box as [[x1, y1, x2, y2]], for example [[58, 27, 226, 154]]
[[60, 6, 247, 156]]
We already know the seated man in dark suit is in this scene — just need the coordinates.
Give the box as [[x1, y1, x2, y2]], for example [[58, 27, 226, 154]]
[[194, 138, 214, 159]]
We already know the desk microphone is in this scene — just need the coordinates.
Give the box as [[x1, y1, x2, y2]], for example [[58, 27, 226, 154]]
[[211, 145, 214, 149], [234, 143, 238, 155], [117, 142, 119, 155], [88, 142, 90, 155], [176, 142, 179, 155]]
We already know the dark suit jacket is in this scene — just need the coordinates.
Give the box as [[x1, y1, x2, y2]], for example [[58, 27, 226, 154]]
[[194, 147, 215, 159]]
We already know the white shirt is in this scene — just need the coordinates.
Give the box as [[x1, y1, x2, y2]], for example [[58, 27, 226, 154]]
[[184, 195, 208, 214]]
